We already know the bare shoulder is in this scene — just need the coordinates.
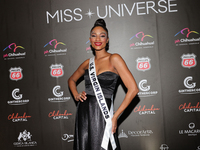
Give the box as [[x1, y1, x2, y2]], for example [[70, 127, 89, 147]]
[[79, 58, 90, 70], [110, 53, 124, 64]]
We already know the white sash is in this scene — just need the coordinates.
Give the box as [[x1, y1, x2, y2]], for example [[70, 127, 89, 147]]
[[88, 57, 116, 150]]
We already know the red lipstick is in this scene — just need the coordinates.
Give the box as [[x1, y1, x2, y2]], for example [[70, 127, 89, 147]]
[[94, 42, 102, 46]]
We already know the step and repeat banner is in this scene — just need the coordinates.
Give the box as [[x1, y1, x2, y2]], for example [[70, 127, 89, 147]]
[[0, 0, 200, 149]]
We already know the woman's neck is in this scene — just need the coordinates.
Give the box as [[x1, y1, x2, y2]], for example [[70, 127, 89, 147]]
[[95, 49, 110, 60]]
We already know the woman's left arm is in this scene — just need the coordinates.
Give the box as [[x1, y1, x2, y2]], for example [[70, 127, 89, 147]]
[[110, 54, 139, 133]]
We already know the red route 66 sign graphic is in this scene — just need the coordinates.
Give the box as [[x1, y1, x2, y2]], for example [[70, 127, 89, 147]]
[[181, 53, 197, 68], [9, 67, 23, 81], [50, 64, 64, 77], [136, 57, 151, 71]]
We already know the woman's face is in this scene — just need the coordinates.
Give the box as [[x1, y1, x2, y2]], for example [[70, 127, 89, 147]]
[[90, 26, 109, 51]]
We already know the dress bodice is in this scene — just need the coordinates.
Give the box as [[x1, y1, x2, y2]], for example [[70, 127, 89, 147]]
[[84, 69, 119, 99]]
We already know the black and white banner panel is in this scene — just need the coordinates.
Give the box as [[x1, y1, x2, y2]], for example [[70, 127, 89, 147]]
[[0, 0, 200, 149]]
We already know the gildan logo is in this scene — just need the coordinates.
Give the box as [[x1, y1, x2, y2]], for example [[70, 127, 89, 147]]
[[138, 79, 158, 97], [130, 31, 154, 49], [136, 57, 151, 71], [50, 64, 64, 78], [44, 39, 67, 56], [48, 85, 70, 102], [9, 67, 23, 81], [160, 144, 169, 150], [178, 76, 200, 94], [3, 43, 26, 60], [118, 130, 128, 138], [174, 28, 200, 46], [13, 130, 37, 147], [179, 122, 200, 136], [62, 134, 74, 142], [7, 88, 29, 105], [181, 53, 197, 68]]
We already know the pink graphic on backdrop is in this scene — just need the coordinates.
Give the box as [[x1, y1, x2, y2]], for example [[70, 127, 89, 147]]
[[44, 39, 66, 48], [3, 43, 24, 52], [130, 32, 153, 41], [174, 28, 199, 38]]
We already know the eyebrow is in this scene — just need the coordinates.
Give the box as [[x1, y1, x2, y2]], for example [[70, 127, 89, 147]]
[[91, 31, 107, 34]]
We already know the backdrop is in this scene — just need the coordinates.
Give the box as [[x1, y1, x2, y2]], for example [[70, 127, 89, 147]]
[[0, 0, 200, 149]]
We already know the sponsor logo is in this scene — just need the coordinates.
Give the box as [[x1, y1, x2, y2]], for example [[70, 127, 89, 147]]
[[62, 134, 74, 142], [48, 110, 72, 120], [130, 32, 154, 49], [46, 1, 178, 23], [160, 144, 169, 150], [197, 146, 200, 150], [179, 102, 200, 113], [174, 28, 200, 46], [181, 53, 197, 69], [44, 39, 67, 56], [3, 43, 26, 60], [128, 130, 153, 137], [7, 88, 29, 105], [50, 64, 64, 78], [48, 85, 70, 102], [179, 122, 200, 136], [8, 112, 31, 122], [118, 130, 128, 138], [136, 57, 151, 71], [86, 40, 92, 52], [9, 67, 23, 81], [13, 130, 37, 147], [178, 76, 200, 94], [134, 105, 160, 115], [138, 79, 158, 97]]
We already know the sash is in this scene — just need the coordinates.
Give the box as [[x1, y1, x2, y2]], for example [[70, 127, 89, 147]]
[[88, 57, 116, 150]]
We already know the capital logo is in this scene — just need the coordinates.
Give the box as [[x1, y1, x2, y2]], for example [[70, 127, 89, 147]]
[[181, 53, 197, 68], [188, 122, 195, 129], [134, 105, 160, 115], [62, 134, 74, 142], [44, 39, 66, 49], [50, 64, 64, 78], [8, 112, 31, 122], [184, 76, 196, 89], [12, 88, 23, 100], [9, 67, 23, 81], [118, 130, 128, 138], [136, 57, 151, 71], [175, 28, 199, 38], [48, 110, 72, 120], [53, 85, 64, 97], [160, 144, 169, 150], [139, 79, 150, 91], [179, 102, 200, 113]]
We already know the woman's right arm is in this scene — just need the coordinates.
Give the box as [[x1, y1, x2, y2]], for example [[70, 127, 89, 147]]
[[68, 59, 89, 102]]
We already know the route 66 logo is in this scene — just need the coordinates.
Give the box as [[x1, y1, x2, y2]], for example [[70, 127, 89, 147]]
[[181, 53, 197, 68], [9, 67, 23, 81], [50, 64, 64, 78], [136, 57, 151, 71]]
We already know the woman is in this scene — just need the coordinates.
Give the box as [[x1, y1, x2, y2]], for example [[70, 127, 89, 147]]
[[68, 19, 139, 150]]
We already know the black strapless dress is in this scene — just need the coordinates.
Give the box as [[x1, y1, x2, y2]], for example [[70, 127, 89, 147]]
[[74, 69, 121, 150]]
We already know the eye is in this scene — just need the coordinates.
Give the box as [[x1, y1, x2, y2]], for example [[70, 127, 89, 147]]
[[91, 34, 96, 37], [101, 35, 106, 38]]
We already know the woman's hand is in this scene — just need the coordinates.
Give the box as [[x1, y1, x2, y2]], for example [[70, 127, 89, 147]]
[[74, 91, 87, 102], [112, 117, 117, 134]]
